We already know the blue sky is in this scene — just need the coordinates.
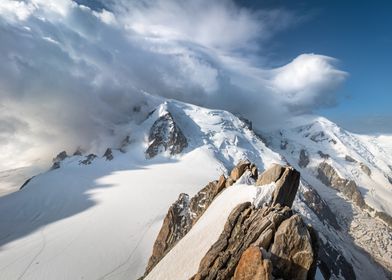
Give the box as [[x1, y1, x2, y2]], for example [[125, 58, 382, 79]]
[[240, 0, 392, 133]]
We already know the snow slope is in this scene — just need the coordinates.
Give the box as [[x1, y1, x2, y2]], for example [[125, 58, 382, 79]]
[[262, 115, 392, 274], [0, 100, 281, 280], [263, 115, 392, 215]]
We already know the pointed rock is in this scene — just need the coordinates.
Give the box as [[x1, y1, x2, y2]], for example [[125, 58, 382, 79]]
[[146, 111, 187, 158], [270, 214, 314, 280], [103, 148, 113, 161]]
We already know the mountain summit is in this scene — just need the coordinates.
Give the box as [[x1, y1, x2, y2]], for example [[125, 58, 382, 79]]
[[0, 100, 391, 279]]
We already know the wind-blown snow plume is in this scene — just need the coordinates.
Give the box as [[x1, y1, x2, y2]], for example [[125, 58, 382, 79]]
[[0, 0, 347, 169]]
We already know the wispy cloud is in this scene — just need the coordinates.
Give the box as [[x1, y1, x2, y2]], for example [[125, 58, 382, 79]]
[[0, 0, 347, 169]]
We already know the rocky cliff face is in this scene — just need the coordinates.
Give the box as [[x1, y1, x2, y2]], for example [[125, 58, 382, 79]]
[[144, 163, 317, 280], [317, 162, 365, 207], [146, 111, 188, 158]]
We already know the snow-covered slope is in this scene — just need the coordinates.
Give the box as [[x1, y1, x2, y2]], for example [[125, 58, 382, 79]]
[[261, 115, 392, 274], [0, 100, 281, 280], [264, 115, 392, 215]]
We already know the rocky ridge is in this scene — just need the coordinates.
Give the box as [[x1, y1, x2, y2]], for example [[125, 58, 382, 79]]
[[144, 163, 317, 280]]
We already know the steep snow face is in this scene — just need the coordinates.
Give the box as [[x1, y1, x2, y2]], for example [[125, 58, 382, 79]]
[[0, 100, 281, 280], [264, 115, 392, 216]]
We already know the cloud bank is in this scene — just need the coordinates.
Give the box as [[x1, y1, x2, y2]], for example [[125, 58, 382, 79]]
[[0, 0, 347, 170]]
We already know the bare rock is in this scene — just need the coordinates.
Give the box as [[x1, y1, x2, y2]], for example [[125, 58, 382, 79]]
[[191, 203, 293, 280], [271, 166, 300, 208], [233, 246, 272, 280], [230, 160, 251, 181], [256, 164, 285, 186], [345, 155, 357, 162], [301, 187, 340, 230], [145, 176, 228, 275], [146, 112, 187, 158], [318, 239, 356, 280], [270, 214, 314, 280], [317, 150, 330, 159], [51, 151, 68, 169], [103, 148, 113, 161], [360, 162, 371, 177], [79, 154, 97, 165], [145, 193, 192, 274], [317, 162, 365, 207], [298, 149, 309, 168], [255, 164, 300, 208], [120, 135, 130, 153]]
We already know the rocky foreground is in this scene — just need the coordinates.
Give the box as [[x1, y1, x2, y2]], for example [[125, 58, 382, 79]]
[[143, 162, 319, 280]]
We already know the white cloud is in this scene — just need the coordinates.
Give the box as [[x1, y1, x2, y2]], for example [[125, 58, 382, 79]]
[[0, 0, 347, 170]]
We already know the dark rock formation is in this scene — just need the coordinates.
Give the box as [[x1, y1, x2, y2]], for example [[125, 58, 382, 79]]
[[144, 193, 192, 274], [345, 155, 357, 163], [191, 204, 315, 280], [144, 175, 227, 275], [317, 151, 330, 159], [387, 175, 392, 185], [146, 164, 317, 280], [103, 148, 113, 161], [280, 140, 288, 150], [120, 135, 130, 153], [146, 112, 188, 158], [301, 187, 340, 230], [51, 151, 68, 170], [19, 176, 35, 190], [317, 162, 365, 207], [317, 239, 356, 280], [79, 154, 97, 165], [73, 148, 83, 156], [256, 164, 300, 208], [360, 162, 371, 177], [228, 160, 258, 184], [298, 149, 309, 168], [270, 215, 314, 280]]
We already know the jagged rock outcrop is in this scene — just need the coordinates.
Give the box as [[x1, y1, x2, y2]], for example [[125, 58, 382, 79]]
[[230, 161, 258, 182], [144, 193, 192, 274], [270, 215, 314, 280], [317, 162, 365, 207], [191, 204, 315, 280], [103, 148, 113, 161], [301, 186, 340, 230], [317, 239, 356, 280], [79, 154, 97, 165], [298, 149, 309, 168], [146, 112, 188, 158], [144, 175, 227, 275], [145, 164, 317, 280], [345, 155, 357, 163], [256, 164, 300, 208], [317, 150, 329, 159], [51, 151, 68, 169]]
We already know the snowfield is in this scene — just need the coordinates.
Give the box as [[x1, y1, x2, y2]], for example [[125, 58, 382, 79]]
[[0, 100, 282, 280]]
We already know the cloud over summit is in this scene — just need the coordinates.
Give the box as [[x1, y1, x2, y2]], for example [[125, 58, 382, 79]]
[[0, 0, 347, 169]]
